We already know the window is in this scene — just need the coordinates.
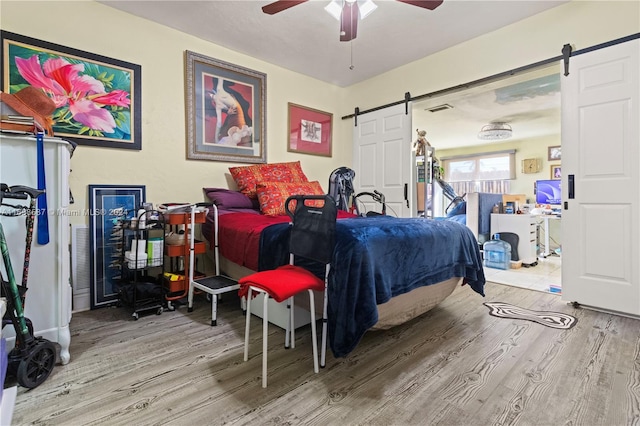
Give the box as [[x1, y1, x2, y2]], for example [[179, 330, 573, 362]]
[[441, 150, 515, 195], [443, 150, 515, 182]]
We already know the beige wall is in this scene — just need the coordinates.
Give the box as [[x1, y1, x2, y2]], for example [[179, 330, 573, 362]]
[[345, 0, 637, 235], [1, 0, 349, 225], [345, 1, 640, 116], [2, 0, 639, 229]]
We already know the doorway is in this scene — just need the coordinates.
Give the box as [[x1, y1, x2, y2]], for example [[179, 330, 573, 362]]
[[411, 63, 562, 294]]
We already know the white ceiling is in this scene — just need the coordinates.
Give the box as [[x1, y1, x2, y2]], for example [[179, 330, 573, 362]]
[[99, 0, 566, 150], [98, 0, 568, 87], [413, 64, 561, 150]]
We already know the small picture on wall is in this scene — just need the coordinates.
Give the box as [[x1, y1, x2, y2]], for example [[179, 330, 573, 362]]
[[548, 145, 561, 161], [551, 165, 561, 180], [287, 102, 332, 157]]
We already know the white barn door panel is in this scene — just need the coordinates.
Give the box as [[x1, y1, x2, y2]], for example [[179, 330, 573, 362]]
[[562, 39, 640, 315], [352, 104, 413, 217]]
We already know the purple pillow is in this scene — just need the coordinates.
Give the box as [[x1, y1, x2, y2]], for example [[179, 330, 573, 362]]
[[203, 188, 258, 209]]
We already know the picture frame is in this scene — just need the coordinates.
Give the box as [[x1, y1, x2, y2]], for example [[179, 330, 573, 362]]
[[88, 184, 145, 309], [1, 31, 142, 150], [185, 50, 266, 163], [551, 165, 561, 180], [548, 145, 561, 161], [287, 102, 333, 157]]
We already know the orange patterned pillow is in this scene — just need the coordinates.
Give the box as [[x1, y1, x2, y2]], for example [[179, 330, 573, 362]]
[[229, 161, 309, 199], [256, 181, 325, 216]]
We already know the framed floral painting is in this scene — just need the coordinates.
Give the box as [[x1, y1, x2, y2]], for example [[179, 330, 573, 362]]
[[185, 50, 266, 163], [1, 31, 142, 150]]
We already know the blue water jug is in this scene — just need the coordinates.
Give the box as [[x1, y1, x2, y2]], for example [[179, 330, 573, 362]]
[[483, 233, 511, 270]]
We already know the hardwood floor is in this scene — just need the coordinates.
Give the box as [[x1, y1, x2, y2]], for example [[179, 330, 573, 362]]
[[8, 281, 640, 425]]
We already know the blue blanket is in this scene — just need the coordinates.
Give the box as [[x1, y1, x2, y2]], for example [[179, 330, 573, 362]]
[[259, 216, 485, 358]]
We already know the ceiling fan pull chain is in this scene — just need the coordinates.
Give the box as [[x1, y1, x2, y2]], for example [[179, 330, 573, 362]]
[[350, 40, 354, 70]]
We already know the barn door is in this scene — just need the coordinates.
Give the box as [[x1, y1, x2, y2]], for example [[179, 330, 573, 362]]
[[352, 104, 413, 217], [561, 39, 640, 314]]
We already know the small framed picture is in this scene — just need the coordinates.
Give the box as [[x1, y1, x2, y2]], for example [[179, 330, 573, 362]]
[[287, 102, 333, 157], [548, 145, 561, 161], [551, 165, 561, 180]]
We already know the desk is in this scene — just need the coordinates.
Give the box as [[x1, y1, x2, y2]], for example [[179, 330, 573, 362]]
[[533, 214, 561, 257], [490, 214, 538, 264]]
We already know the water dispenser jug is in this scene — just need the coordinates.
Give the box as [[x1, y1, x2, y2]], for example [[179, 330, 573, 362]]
[[483, 233, 511, 270]]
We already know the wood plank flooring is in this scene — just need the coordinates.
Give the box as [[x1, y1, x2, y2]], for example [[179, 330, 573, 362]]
[[8, 282, 640, 426]]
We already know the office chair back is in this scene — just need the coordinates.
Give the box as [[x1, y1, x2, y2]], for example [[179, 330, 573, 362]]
[[285, 195, 337, 265]]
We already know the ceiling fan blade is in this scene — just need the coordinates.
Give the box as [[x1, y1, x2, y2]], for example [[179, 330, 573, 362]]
[[340, 1, 359, 42], [395, 0, 444, 10], [262, 0, 309, 15]]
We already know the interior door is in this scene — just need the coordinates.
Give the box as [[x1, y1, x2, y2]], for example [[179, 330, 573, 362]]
[[352, 104, 413, 217], [561, 39, 640, 314]]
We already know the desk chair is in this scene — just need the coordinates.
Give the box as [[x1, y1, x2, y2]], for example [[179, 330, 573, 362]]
[[239, 195, 337, 388]]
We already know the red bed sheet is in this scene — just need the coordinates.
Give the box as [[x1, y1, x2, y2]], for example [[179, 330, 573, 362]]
[[216, 210, 355, 271]]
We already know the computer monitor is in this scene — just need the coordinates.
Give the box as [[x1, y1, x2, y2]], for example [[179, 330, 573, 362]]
[[535, 179, 561, 205]]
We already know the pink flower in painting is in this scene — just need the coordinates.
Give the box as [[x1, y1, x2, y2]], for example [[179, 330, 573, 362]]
[[91, 90, 131, 107], [15, 55, 131, 133]]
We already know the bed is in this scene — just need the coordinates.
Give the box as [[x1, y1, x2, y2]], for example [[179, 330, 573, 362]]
[[201, 186, 485, 358], [198, 162, 485, 357]]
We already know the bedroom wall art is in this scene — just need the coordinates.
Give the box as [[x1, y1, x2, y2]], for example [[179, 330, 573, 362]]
[[1, 31, 142, 150], [88, 184, 145, 309], [287, 102, 333, 157], [185, 50, 266, 163], [548, 145, 561, 161]]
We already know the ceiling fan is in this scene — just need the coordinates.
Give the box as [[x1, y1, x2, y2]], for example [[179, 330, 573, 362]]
[[262, 0, 444, 42]]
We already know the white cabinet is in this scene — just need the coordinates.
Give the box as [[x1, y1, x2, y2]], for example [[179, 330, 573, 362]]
[[1, 298, 17, 425], [490, 214, 538, 265], [0, 134, 72, 364]]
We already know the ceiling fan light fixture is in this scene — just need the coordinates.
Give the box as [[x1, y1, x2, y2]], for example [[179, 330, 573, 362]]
[[478, 122, 513, 141], [359, 0, 377, 19], [325, 0, 342, 20], [325, 0, 377, 20]]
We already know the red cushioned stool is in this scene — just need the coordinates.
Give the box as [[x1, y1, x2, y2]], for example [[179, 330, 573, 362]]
[[239, 195, 337, 388]]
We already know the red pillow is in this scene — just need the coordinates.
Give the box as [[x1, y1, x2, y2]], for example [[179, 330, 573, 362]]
[[256, 181, 325, 216], [229, 161, 308, 199]]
